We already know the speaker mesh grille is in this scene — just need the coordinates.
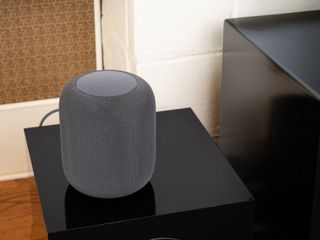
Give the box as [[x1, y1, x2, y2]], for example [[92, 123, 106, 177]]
[[59, 72, 156, 198]]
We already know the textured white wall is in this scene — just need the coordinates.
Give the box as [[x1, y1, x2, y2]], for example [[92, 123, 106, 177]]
[[102, 0, 135, 71], [103, 0, 320, 137], [133, 0, 233, 135]]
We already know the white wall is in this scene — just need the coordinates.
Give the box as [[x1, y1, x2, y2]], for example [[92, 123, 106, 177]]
[[0, 99, 59, 180], [1, 0, 320, 180], [102, 0, 136, 71], [133, 0, 233, 135]]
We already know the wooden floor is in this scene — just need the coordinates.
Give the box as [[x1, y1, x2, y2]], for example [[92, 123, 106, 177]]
[[0, 177, 47, 240]]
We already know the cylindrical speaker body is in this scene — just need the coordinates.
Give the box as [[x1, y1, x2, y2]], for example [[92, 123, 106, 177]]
[[59, 70, 156, 198]]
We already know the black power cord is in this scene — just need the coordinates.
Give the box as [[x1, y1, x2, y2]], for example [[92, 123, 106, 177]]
[[39, 109, 59, 127]]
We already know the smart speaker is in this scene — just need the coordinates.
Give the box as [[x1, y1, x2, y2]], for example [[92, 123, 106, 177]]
[[59, 70, 156, 198]]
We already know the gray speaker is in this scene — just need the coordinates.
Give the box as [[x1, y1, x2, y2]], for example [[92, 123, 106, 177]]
[[59, 70, 156, 198]]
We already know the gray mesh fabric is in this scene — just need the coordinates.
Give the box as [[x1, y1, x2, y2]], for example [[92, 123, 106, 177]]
[[59, 71, 156, 198]]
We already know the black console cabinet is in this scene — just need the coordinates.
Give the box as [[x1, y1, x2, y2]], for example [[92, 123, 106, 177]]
[[25, 108, 254, 240], [219, 11, 320, 240]]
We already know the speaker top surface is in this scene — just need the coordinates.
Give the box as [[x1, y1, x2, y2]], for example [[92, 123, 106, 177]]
[[76, 70, 137, 97]]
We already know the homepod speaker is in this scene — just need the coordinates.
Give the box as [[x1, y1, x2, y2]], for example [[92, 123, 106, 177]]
[[59, 70, 156, 198]]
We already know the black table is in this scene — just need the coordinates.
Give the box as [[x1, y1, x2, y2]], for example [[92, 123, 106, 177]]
[[25, 108, 254, 240], [219, 11, 320, 240]]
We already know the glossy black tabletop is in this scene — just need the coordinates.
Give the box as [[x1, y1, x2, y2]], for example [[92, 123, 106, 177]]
[[227, 10, 320, 99], [25, 108, 253, 235]]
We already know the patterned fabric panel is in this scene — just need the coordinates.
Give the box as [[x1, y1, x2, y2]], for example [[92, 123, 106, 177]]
[[0, 0, 96, 104]]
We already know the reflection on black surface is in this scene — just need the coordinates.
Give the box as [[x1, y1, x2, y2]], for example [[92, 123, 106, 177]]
[[267, 95, 320, 239], [253, 94, 320, 239], [65, 182, 156, 229]]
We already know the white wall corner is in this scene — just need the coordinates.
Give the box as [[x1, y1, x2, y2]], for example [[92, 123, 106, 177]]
[[94, 0, 103, 70], [102, 0, 136, 73]]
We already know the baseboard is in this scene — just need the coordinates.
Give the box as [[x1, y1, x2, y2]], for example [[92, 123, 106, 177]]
[[0, 98, 59, 181], [0, 171, 34, 182]]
